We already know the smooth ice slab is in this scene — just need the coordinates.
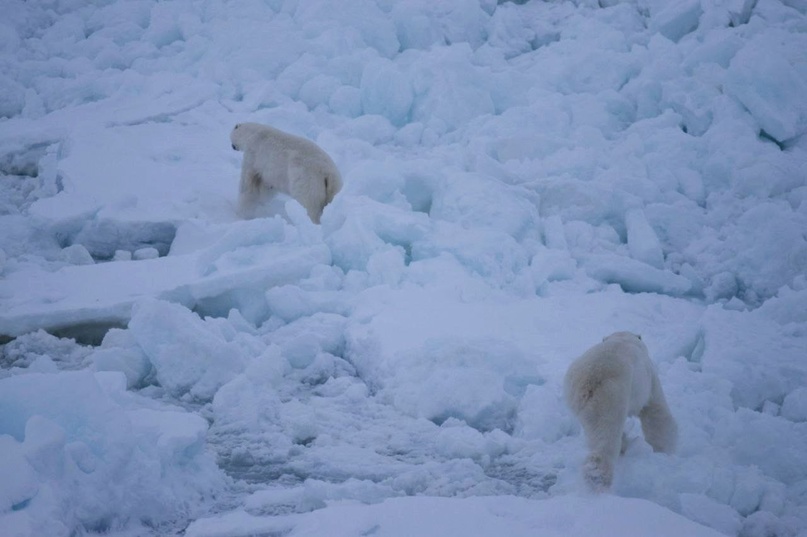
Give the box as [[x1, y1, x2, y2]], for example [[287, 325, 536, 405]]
[[0, 242, 329, 339]]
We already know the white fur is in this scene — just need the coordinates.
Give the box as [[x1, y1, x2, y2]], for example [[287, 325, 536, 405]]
[[563, 331, 677, 492], [230, 122, 342, 224]]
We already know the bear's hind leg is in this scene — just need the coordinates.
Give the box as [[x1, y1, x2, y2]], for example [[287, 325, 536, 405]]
[[578, 378, 630, 492], [639, 383, 677, 454], [288, 166, 327, 224]]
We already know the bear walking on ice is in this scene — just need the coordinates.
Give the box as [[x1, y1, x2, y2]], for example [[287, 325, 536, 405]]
[[230, 122, 343, 224], [563, 331, 677, 492]]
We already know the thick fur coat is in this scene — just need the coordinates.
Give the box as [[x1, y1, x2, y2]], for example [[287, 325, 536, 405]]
[[563, 331, 677, 491], [231, 122, 342, 223]]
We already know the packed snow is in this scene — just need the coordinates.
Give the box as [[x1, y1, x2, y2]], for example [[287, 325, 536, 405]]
[[1, 0, 806, 536]]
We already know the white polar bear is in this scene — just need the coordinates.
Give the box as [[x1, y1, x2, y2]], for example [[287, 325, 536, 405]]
[[230, 122, 343, 224], [563, 331, 677, 492]]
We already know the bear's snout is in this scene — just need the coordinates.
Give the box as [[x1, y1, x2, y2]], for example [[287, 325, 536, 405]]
[[232, 144, 238, 150]]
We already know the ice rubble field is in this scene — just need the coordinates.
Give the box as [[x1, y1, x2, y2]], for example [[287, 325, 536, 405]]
[[1, 0, 807, 535]]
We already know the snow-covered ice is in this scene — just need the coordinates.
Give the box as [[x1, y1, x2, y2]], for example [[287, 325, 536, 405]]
[[184, 494, 727, 537], [1, 0, 806, 536]]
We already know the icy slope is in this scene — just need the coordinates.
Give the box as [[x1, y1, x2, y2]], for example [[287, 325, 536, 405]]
[[1, 0, 806, 536]]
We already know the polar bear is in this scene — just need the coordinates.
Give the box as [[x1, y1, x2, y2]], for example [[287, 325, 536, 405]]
[[230, 122, 342, 224], [563, 331, 677, 492]]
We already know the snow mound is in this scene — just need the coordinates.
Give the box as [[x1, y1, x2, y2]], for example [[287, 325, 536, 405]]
[[185, 494, 725, 537], [0, 371, 225, 536]]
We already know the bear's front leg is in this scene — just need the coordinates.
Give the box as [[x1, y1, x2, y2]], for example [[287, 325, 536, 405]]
[[237, 169, 264, 219]]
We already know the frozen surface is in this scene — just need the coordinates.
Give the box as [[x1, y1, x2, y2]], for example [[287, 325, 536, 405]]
[[1, 0, 806, 536], [185, 494, 726, 537]]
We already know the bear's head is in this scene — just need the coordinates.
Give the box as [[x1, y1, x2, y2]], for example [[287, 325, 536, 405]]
[[230, 123, 244, 151], [231, 122, 272, 151], [602, 331, 647, 354], [603, 331, 641, 341], [230, 123, 261, 151]]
